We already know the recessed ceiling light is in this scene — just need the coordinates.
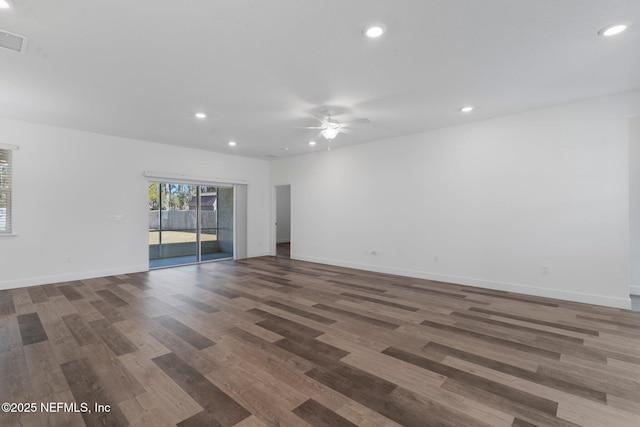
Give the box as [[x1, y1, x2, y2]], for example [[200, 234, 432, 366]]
[[0, 1, 11, 10], [194, 112, 206, 119], [308, 141, 316, 146], [228, 141, 236, 146], [364, 25, 385, 38], [460, 106, 474, 113], [598, 24, 627, 37]]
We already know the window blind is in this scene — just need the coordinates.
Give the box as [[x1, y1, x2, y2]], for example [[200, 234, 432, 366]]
[[0, 148, 13, 234]]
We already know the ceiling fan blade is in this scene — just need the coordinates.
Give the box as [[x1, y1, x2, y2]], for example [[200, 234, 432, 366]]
[[340, 118, 370, 128], [311, 112, 329, 122]]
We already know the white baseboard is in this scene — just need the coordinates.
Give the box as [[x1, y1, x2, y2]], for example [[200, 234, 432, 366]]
[[247, 251, 271, 258], [3, 256, 633, 309], [0, 264, 149, 291], [1, 255, 274, 290], [293, 254, 632, 309]]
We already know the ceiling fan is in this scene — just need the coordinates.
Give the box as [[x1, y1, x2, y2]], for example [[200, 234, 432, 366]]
[[298, 110, 370, 140]]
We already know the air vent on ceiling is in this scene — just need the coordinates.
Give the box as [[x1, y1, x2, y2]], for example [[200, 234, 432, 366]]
[[0, 29, 27, 53]]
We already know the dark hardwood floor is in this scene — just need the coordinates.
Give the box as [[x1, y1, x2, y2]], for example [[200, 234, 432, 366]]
[[277, 242, 291, 259], [1, 257, 639, 426]]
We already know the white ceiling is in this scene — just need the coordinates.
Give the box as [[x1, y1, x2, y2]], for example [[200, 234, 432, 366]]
[[0, 0, 639, 159]]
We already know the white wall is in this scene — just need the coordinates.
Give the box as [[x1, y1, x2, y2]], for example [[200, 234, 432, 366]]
[[276, 185, 291, 243], [0, 119, 270, 290], [271, 91, 640, 308], [630, 115, 640, 296]]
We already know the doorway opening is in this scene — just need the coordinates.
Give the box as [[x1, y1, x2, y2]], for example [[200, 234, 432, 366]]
[[275, 184, 291, 259], [148, 182, 234, 268]]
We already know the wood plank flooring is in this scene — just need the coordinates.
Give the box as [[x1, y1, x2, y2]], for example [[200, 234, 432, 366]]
[[1, 256, 639, 426]]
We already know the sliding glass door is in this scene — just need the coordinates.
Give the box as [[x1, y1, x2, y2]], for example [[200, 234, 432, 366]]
[[199, 185, 234, 262], [149, 182, 234, 268]]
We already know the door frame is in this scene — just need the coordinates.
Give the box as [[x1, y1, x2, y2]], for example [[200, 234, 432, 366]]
[[272, 184, 291, 257]]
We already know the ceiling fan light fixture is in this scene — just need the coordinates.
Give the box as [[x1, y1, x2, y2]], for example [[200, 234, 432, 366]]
[[321, 127, 340, 140], [364, 24, 385, 38]]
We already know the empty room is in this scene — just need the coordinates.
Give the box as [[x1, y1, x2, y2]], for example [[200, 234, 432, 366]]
[[1, 1, 640, 426]]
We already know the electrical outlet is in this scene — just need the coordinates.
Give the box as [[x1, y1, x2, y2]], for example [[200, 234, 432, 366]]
[[542, 266, 550, 275]]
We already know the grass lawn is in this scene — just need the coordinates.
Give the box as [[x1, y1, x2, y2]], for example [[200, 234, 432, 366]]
[[149, 230, 217, 245]]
